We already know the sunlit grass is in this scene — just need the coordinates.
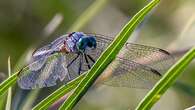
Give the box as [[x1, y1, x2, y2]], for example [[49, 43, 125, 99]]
[[5, 57, 12, 110], [136, 47, 195, 110], [68, 0, 109, 32], [60, 0, 160, 109], [0, 73, 17, 97], [33, 73, 85, 110]]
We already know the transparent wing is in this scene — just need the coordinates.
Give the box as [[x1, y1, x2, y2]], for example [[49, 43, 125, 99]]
[[100, 57, 161, 89], [50, 35, 67, 49], [86, 34, 175, 88], [32, 44, 52, 61], [87, 34, 175, 75], [84, 34, 111, 62], [122, 43, 175, 74], [32, 35, 67, 61], [64, 53, 81, 80], [64, 53, 94, 80], [18, 53, 68, 89]]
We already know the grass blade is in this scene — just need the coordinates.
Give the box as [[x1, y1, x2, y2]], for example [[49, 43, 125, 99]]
[[0, 95, 6, 110], [185, 105, 195, 110], [0, 73, 17, 97], [68, 0, 109, 32], [59, 0, 160, 110], [5, 57, 12, 110], [32, 73, 85, 110], [136, 47, 195, 110]]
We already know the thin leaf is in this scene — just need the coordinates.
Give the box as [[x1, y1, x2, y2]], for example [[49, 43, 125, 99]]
[[0, 95, 6, 110], [0, 73, 17, 97], [5, 57, 12, 110], [60, 0, 160, 109], [185, 105, 195, 110], [136, 47, 195, 110], [32, 73, 85, 110], [68, 0, 109, 32]]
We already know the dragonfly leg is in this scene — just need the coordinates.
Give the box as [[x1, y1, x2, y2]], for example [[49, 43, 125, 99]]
[[78, 54, 83, 75], [84, 54, 91, 69], [67, 53, 80, 68], [87, 54, 95, 63], [66, 53, 80, 80]]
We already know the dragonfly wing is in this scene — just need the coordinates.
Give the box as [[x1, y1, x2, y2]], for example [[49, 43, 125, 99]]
[[121, 43, 175, 74], [100, 57, 161, 89], [32, 35, 67, 61], [85, 34, 175, 88], [32, 44, 52, 61], [84, 34, 112, 62], [64, 53, 81, 80], [87, 34, 175, 75], [18, 53, 68, 89], [64, 53, 93, 80], [50, 35, 67, 49]]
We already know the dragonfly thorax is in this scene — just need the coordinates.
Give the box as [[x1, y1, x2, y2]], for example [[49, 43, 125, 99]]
[[63, 32, 96, 53]]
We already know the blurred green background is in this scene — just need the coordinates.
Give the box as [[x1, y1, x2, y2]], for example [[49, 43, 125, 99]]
[[0, 0, 195, 110]]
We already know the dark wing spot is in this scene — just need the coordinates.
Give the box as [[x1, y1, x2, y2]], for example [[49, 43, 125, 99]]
[[159, 49, 171, 55], [150, 68, 162, 76]]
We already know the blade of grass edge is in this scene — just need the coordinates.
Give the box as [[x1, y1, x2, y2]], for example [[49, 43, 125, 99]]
[[136, 47, 195, 110], [32, 73, 85, 110], [185, 105, 195, 110], [5, 57, 12, 110], [67, 0, 109, 32], [0, 73, 17, 97], [60, 0, 160, 110]]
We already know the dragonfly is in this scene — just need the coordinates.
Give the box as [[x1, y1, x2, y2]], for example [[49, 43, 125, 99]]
[[17, 32, 175, 89]]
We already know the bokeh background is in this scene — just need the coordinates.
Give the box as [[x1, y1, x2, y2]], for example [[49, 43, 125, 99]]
[[0, 0, 195, 110]]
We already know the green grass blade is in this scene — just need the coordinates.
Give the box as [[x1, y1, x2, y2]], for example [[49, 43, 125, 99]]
[[5, 57, 12, 110], [32, 73, 85, 110], [68, 0, 109, 32], [136, 47, 195, 110], [0, 73, 17, 97], [60, 0, 160, 110], [0, 95, 6, 110], [0, 52, 25, 97]]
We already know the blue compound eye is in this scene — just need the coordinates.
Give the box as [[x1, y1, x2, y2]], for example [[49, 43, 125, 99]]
[[77, 36, 97, 52], [77, 38, 86, 51], [87, 41, 93, 47], [88, 37, 96, 48]]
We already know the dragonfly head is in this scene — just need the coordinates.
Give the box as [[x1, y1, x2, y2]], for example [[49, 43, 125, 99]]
[[76, 36, 96, 52]]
